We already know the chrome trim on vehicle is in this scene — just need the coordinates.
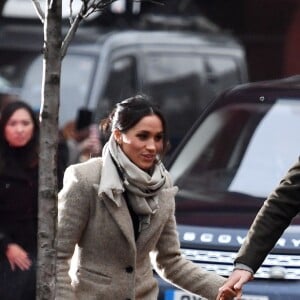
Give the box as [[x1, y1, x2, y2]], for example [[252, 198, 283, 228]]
[[181, 248, 300, 280]]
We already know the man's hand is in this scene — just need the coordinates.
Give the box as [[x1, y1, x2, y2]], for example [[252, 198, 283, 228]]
[[218, 269, 253, 299], [6, 243, 32, 271], [216, 286, 237, 300]]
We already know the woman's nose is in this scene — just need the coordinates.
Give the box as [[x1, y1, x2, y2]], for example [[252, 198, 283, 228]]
[[16, 125, 24, 132], [146, 139, 156, 150]]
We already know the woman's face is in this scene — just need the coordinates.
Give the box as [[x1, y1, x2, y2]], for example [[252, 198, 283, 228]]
[[115, 115, 164, 171], [4, 108, 34, 147]]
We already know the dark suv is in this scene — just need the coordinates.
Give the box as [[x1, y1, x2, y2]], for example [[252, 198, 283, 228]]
[[0, 18, 247, 154], [158, 75, 300, 300]]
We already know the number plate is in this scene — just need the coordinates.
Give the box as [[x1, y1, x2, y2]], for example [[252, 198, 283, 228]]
[[240, 296, 269, 300], [164, 290, 205, 300], [164, 289, 269, 300]]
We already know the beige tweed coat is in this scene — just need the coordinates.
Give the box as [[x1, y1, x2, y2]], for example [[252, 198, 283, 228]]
[[55, 157, 226, 300]]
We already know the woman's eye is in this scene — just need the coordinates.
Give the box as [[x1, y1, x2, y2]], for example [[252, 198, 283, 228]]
[[155, 134, 163, 142], [137, 133, 148, 140], [136, 132, 163, 141], [7, 121, 16, 127]]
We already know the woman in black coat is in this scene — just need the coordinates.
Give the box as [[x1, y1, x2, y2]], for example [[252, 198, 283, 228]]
[[0, 101, 39, 300]]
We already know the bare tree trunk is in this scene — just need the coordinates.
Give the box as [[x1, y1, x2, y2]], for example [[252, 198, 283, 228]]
[[34, 0, 143, 298], [36, 0, 62, 299]]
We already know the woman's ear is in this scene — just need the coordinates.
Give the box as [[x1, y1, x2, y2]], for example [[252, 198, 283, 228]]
[[113, 129, 122, 146]]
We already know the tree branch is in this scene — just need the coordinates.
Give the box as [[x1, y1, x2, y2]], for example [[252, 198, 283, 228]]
[[61, 3, 85, 59], [31, 0, 45, 23], [82, 0, 116, 19], [61, 0, 161, 58], [61, 0, 117, 58]]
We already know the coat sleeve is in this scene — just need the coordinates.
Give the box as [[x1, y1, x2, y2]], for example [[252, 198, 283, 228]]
[[0, 230, 12, 255], [235, 159, 300, 273], [55, 164, 93, 300], [153, 197, 226, 300]]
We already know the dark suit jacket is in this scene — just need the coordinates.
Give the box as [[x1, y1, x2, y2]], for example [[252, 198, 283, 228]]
[[235, 159, 300, 272]]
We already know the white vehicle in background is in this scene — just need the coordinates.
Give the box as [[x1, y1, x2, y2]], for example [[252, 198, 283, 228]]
[[0, 12, 248, 155]]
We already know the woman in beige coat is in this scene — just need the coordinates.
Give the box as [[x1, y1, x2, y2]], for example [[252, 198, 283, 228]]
[[56, 95, 236, 300]]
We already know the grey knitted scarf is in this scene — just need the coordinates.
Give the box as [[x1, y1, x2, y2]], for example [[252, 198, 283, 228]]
[[105, 135, 167, 231]]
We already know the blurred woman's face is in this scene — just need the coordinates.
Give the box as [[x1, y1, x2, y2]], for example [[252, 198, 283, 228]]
[[4, 108, 34, 147], [115, 115, 164, 171]]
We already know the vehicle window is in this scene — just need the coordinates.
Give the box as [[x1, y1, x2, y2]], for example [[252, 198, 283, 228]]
[[20, 54, 96, 126], [97, 56, 138, 120], [0, 49, 38, 88], [206, 56, 241, 94], [144, 53, 205, 84], [0, 75, 13, 92], [171, 99, 300, 199], [0, 48, 97, 126], [142, 53, 207, 152], [170, 99, 300, 227], [229, 99, 300, 196]]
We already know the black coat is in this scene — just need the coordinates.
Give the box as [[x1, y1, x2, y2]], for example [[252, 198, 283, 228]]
[[0, 149, 38, 299], [0, 152, 38, 258]]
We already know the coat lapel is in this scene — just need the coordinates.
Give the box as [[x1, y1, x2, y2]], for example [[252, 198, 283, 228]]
[[102, 193, 136, 250], [95, 154, 136, 249]]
